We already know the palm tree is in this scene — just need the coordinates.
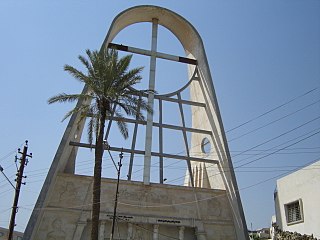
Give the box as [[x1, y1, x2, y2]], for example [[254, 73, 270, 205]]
[[48, 48, 151, 240]]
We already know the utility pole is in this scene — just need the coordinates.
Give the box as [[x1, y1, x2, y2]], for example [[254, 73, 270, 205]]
[[8, 140, 32, 240], [110, 149, 123, 240]]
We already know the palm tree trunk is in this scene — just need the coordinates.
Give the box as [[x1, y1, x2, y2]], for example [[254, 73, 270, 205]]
[[91, 105, 106, 240]]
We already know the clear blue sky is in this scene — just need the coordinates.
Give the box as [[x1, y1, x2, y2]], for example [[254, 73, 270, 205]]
[[0, 0, 319, 233]]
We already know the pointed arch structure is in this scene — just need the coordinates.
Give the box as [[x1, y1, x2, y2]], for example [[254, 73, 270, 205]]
[[24, 5, 249, 240]]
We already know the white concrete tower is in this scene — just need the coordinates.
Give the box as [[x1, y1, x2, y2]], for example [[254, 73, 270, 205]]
[[23, 5, 249, 240]]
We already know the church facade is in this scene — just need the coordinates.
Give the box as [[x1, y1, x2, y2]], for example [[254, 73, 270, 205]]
[[23, 5, 249, 240]]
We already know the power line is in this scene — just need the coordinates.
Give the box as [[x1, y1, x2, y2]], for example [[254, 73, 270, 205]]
[[33, 92, 318, 183], [107, 114, 320, 179], [1, 89, 318, 236], [121, 164, 320, 187], [164, 129, 320, 184], [0, 188, 15, 197], [12, 157, 319, 223], [233, 128, 320, 166], [226, 87, 318, 133], [132, 125, 320, 181], [234, 128, 320, 167], [235, 129, 320, 167], [232, 116, 320, 160], [229, 99, 320, 142], [11, 145, 320, 183], [45, 86, 319, 181], [167, 154, 320, 186], [0, 143, 24, 164], [2, 91, 319, 236], [99, 147, 320, 158], [7, 125, 317, 187], [0, 165, 16, 189]]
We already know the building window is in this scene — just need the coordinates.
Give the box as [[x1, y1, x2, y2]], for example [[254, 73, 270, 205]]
[[285, 199, 303, 225], [201, 137, 211, 154]]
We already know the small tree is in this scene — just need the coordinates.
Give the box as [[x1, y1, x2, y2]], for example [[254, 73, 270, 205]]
[[48, 48, 151, 240]]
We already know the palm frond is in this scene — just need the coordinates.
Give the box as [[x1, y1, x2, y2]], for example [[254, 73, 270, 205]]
[[114, 111, 129, 139], [47, 93, 91, 104], [78, 54, 95, 78], [116, 54, 132, 76], [116, 68, 143, 90], [60, 104, 88, 122], [64, 65, 89, 84]]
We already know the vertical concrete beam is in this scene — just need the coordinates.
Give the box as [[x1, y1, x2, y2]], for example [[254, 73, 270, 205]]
[[179, 226, 185, 240], [127, 223, 133, 240], [98, 221, 106, 240], [177, 92, 195, 187], [158, 99, 164, 183], [143, 18, 158, 185], [72, 222, 86, 240], [153, 224, 159, 240], [127, 96, 142, 180]]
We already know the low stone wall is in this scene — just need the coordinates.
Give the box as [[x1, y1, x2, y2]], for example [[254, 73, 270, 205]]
[[32, 173, 238, 240]]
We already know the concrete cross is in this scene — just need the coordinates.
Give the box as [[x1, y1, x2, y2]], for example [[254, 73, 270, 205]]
[[108, 18, 197, 185]]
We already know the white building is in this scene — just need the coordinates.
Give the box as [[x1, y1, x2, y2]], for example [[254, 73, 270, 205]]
[[274, 160, 320, 238], [270, 215, 276, 240], [257, 228, 270, 239]]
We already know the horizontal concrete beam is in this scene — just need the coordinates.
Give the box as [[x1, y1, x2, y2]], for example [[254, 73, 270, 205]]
[[154, 95, 206, 107], [69, 141, 219, 164], [108, 43, 198, 65], [105, 116, 212, 136]]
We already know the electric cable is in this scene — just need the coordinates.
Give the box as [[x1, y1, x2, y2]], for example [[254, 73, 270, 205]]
[[120, 113, 320, 179], [14, 156, 320, 218], [236, 130, 320, 168], [4, 124, 317, 189], [226, 87, 318, 133], [168, 152, 320, 186], [55, 92, 320, 182], [232, 116, 320, 160], [228, 99, 320, 142], [165, 129, 320, 185], [234, 127, 320, 165], [0, 142, 23, 164]]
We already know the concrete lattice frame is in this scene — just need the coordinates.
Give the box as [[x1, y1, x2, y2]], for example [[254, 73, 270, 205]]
[[23, 5, 249, 240]]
